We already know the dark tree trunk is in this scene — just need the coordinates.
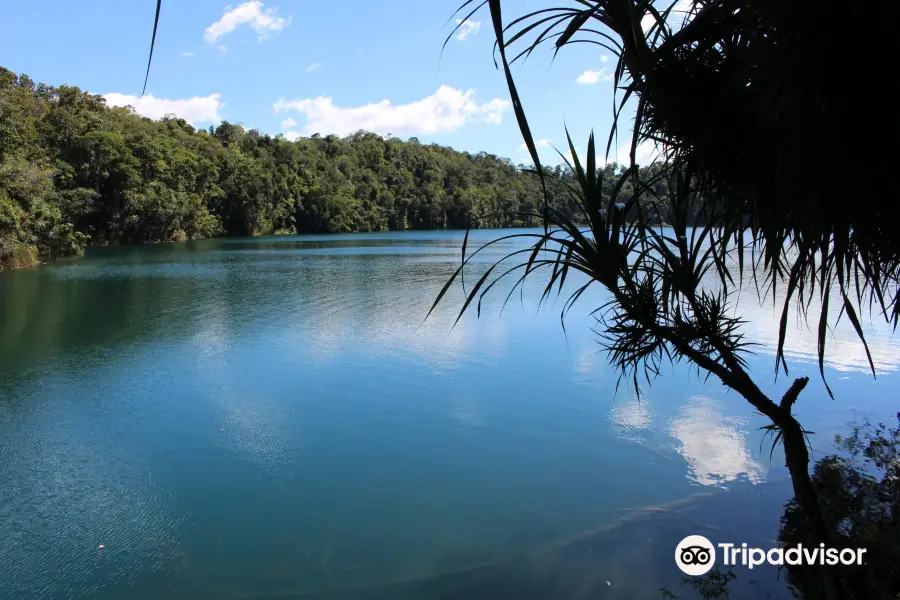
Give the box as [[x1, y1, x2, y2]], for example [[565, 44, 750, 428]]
[[776, 379, 839, 600]]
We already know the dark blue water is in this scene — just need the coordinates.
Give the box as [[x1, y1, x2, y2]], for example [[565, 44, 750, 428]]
[[0, 230, 896, 599]]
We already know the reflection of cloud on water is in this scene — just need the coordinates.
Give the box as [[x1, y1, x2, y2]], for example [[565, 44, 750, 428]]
[[740, 300, 899, 373], [190, 317, 300, 475], [276, 286, 510, 371], [571, 345, 609, 387], [330, 298, 513, 373], [294, 309, 349, 364], [668, 395, 765, 487], [555, 256, 899, 375], [216, 391, 300, 475], [609, 396, 653, 437], [574, 348, 596, 375], [448, 395, 486, 429], [191, 313, 229, 360], [724, 277, 899, 374], [408, 314, 509, 371]]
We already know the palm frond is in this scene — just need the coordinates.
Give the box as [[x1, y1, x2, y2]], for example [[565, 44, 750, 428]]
[[441, 0, 900, 396], [143, 0, 162, 96]]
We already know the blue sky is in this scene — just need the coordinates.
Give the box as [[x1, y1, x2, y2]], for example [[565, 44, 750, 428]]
[[0, 0, 659, 164]]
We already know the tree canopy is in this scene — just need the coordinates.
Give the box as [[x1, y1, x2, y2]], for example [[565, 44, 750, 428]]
[[2, 65, 679, 269]]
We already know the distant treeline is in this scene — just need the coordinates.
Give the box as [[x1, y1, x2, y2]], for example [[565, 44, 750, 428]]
[[1, 66, 671, 268]]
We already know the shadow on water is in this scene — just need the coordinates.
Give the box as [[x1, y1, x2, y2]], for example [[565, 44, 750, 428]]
[[195, 481, 793, 600]]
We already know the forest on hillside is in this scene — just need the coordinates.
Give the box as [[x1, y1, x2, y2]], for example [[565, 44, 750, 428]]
[[0, 66, 668, 269]]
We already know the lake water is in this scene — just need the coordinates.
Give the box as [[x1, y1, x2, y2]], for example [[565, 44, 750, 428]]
[[1, 230, 896, 599]]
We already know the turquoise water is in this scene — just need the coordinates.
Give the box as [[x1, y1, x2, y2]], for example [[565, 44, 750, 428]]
[[0, 230, 896, 599]]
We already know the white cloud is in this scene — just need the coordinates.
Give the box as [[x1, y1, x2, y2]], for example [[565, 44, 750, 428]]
[[204, 1, 291, 44], [643, 0, 695, 33], [103, 92, 223, 124], [673, 0, 696, 21], [305, 62, 321, 73], [553, 139, 661, 167], [616, 139, 663, 165], [180, 51, 194, 57], [217, 45, 228, 54], [455, 18, 482, 41], [576, 68, 613, 84], [601, 55, 610, 63], [520, 138, 552, 152], [280, 117, 297, 129], [283, 132, 302, 142], [274, 86, 510, 137]]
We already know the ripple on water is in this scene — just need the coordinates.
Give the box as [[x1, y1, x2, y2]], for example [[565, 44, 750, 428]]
[[1, 231, 897, 599], [0, 421, 189, 598]]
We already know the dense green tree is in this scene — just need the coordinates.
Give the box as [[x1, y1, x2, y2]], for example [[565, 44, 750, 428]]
[[3, 65, 672, 269]]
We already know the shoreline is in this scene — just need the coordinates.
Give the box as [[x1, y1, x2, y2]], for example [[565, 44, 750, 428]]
[[0, 225, 558, 273]]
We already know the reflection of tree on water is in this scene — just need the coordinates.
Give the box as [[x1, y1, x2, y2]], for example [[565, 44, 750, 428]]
[[779, 415, 900, 600]]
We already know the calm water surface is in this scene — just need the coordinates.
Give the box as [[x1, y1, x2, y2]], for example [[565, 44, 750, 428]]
[[0, 230, 896, 599]]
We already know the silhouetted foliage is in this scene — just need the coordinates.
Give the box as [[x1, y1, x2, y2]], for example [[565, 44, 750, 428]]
[[433, 3, 898, 598], [780, 414, 900, 599], [661, 417, 900, 600]]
